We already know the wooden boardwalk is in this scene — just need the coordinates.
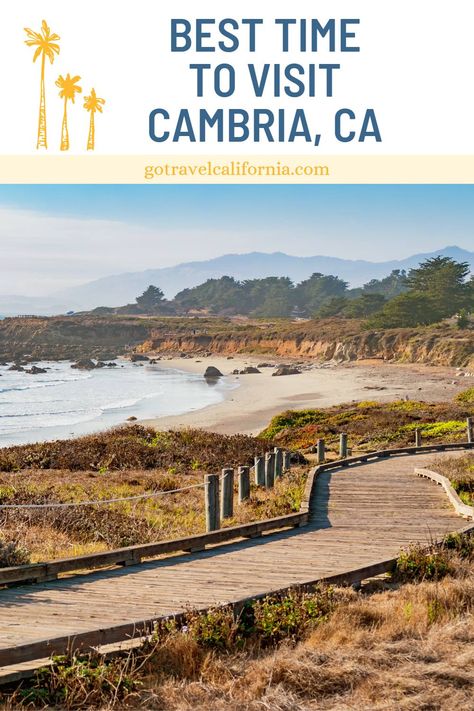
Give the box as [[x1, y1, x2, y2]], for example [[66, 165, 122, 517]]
[[0, 451, 467, 669]]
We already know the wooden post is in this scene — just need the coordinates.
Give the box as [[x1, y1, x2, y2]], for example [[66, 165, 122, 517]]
[[467, 417, 473, 444], [339, 433, 348, 458], [283, 451, 291, 471], [220, 468, 234, 520], [415, 429, 421, 447], [274, 447, 283, 478], [254, 456, 265, 486], [205, 474, 220, 532], [238, 466, 250, 503], [317, 439, 325, 464], [265, 452, 275, 488]]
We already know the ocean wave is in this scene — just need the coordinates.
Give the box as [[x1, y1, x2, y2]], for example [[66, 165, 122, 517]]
[[0, 374, 91, 395], [101, 397, 143, 411], [0, 408, 88, 419], [0, 408, 103, 435], [0, 364, 230, 445]]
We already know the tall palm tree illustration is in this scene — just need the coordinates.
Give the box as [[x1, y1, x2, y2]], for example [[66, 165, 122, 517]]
[[84, 89, 106, 150], [24, 20, 60, 150], [56, 74, 82, 151]]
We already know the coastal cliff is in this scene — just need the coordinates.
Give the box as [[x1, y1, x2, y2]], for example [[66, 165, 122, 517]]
[[139, 328, 474, 368], [0, 316, 472, 368]]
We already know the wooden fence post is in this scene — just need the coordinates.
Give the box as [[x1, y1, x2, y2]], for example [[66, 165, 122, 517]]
[[220, 468, 234, 520], [466, 417, 473, 443], [265, 452, 275, 488], [205, 474, 220, 532], [274, 448, 283, 478], [339, 433, 348, 458], [238, 466, 250, 503], [415, 429, 422, 447], [254, 456, 265, 486], [317, 439, 325, 464], [283, 451, 291, 471]]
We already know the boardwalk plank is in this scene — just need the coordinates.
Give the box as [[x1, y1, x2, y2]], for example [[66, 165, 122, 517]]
[[0, 451, 467, 668]]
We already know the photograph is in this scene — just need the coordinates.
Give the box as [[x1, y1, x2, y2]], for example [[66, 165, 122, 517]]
[[0, 183, 473, 709]]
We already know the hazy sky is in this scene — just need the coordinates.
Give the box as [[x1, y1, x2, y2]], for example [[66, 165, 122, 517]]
[[0, 185, 473, 295]]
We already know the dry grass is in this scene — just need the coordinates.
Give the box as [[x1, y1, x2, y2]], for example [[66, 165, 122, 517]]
[[0, 425, 272, 473], [0, 464, 306, 563], [433, 453, 474, 506], [4, 546, 474, 710], [0, 426, 303, 562]]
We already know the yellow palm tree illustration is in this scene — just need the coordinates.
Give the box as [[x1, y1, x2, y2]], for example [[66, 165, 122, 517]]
[[84, 89, 106, 151], [24, 20, 60, 150], [56, 74, 82, 151]]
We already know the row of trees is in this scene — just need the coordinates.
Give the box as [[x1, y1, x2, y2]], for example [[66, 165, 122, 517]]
[[128, 257, 473, 329], [135, 270, 408, 318]]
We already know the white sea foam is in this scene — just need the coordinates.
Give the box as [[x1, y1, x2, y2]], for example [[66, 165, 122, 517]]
[[0, 360, 232, 446]]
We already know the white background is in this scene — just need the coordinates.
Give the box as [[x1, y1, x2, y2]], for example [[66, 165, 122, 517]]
[[2, 0, 474, 155]]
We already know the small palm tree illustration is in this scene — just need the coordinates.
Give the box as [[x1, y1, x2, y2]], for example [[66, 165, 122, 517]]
[[24, 20, 60, 150], [84, 89, 106, 151], [56, 74, 82, 151]]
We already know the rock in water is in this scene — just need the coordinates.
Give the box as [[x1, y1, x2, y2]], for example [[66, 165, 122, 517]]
[[71, 359, 97, 370], [204, 366, 223, 378], [130, 354, 149, 362], [240, 366, 261, 374], [26, 365, 47, 375]]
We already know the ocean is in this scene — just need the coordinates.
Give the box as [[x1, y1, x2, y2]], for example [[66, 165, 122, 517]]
[[0, 360, 235, 447]]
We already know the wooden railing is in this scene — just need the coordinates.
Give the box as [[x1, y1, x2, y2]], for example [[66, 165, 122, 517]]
[[416, 467, 474, 520], [0, 441, 473, 670], [0, 441, 472, 588]]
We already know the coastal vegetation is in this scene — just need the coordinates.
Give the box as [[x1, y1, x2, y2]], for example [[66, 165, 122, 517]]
[[435, 452, 474, 506], [0, 426, 307, 562], [3, 532, 474, 709], [260, 390, 474, 453], [0, 313, 472, 368], [0, 257, 472, 368], [94, 256, 473, 328], [0, 404, 473, 706]]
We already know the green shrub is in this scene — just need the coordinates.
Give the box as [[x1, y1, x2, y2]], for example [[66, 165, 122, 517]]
[[261, 409, 327, 439], [456, 387, 474, 406], [0, 535, 30, 567], [397, 421, 465, 439], [443, 531, 474, 559], [394, 545, 452, 582], [252, 589, 334, 644], [186, 607, 239, 650], [18, 653, 137, 708]]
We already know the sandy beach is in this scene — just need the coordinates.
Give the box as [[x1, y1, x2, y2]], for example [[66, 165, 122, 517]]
[[143, 355, 472, 435]]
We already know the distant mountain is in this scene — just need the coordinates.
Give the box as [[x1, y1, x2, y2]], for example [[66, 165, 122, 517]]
[[0, 295, 75, 317], [1, 246, 473, 315]]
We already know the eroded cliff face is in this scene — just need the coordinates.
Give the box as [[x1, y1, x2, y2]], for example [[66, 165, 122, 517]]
[[139, 328, 474, 368], [0, 316, 472, 368]]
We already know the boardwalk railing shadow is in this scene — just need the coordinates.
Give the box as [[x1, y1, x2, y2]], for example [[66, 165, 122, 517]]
[[0, 446, 473, 670]]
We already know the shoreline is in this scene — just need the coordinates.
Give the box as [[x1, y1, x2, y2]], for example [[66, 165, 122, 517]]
[[142, 355, 472, 436]]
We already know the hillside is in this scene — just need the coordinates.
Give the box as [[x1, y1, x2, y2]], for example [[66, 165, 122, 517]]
[[1, 246, 473, 314], [0, 315, 472, 368], [54, 246, 474, 307]]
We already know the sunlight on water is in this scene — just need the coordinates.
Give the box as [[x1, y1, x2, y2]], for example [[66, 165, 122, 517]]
[[0, 360, 236, 446]]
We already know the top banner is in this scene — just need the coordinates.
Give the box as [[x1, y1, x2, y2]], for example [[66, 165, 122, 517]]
[[1, 0, 473, 181]]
